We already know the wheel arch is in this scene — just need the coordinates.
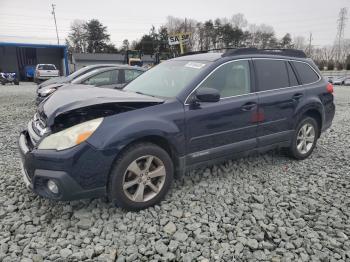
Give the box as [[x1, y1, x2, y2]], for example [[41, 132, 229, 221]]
[[297, 107, 323, 137]]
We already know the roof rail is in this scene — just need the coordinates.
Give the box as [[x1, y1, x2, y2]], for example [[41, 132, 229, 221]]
[[180, 47, 236, 57], [222, 48, 307, 58]]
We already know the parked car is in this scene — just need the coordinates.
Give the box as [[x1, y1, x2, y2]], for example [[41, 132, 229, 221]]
[[37, 64, 120, 89], [34, 64, 60, 83], [36, 66, 145, 105], [344, 78, 350, 85], [332, 76, 350, 85], [19, 48, 335, 210], [0, 72, 19, 85]]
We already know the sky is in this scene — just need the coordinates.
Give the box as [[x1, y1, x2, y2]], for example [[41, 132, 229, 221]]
[[0, 0, 349, 48]]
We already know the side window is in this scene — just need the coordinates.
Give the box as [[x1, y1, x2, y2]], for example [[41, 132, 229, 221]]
[[83, 70, 118, 86], [292, 61, 319, 84], [254, 59, 289, 91], [286, 62, 299, 86], [124, 70, 143, 83], [198, 60, 251, 98]]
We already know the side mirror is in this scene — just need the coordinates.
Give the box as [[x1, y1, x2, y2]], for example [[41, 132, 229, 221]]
[[195, 87, 220, 103]]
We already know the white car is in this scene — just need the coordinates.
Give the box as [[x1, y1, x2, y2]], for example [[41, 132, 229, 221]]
[[34, 64, 60, 83], [344, 78, 350, 85]]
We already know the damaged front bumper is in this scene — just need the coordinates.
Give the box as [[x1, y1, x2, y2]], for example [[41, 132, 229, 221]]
[[18, 130, 113, 201]]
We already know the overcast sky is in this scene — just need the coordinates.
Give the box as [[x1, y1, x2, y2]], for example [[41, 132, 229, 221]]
[[0, 0, 349, 48]]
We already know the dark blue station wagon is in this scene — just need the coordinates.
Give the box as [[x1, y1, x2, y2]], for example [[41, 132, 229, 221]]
[[19, 48, 335, 210]]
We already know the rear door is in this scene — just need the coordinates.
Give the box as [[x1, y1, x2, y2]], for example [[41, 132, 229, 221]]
[[254, 58, 304, 147], [185, 59, 258, 164]]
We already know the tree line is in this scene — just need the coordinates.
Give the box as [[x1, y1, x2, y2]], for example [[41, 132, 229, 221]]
[[66, 14, 350, 70]]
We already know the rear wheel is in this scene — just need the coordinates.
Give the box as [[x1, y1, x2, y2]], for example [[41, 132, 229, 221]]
[[289, 117, 318, 159], [108, 143, 173, 211]]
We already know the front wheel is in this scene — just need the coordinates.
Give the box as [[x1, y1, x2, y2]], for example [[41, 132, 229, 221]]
[[288, 117, 319, 160], [108, 143, 174, 211]]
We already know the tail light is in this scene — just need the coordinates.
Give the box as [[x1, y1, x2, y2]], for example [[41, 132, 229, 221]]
[[326, 83, 334, 94]]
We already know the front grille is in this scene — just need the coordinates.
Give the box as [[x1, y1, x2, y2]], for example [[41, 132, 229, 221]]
[[28, 113, 48, 147]]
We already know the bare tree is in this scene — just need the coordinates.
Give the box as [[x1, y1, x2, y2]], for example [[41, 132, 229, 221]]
[[293, 36, 306, 50], [230, 13, 248, 29], [66, 20, 88, 53]]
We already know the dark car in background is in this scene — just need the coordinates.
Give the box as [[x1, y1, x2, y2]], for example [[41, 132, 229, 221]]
[[36, 66, 145, 105], [19, 48, 335, 210]]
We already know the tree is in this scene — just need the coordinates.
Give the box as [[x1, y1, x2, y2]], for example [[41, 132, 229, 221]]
[[122, 39, 130, 51], [66, 20, 88, 53], [85, 19, 111, 53], [230, 13, 247, 29], [280, 33, 293, 48]]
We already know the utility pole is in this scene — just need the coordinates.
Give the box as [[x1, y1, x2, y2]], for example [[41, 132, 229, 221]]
[[308, 32, 312, 56], [51, 4, 59, 44], [336, 7, 348, 64]]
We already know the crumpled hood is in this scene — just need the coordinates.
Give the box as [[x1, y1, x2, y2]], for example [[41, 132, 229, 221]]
[[38, 85, 164, 126]]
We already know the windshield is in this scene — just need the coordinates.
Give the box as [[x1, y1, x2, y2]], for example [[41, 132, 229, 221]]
[[71, 69, 102, 84], [38, 64, 56, 70], [67, 67, 93, 80], [124, 60, 210, 98]]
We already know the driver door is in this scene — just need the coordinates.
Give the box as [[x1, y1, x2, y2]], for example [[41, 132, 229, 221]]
[[185, 59, 258, 165]]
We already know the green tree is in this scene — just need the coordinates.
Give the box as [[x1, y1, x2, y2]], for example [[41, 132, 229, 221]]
[[280, 33, 293, 48], [85, 19, 111, 53]]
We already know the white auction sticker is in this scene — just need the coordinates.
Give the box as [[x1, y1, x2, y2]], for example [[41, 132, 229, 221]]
[[185, 62, 206, 69]]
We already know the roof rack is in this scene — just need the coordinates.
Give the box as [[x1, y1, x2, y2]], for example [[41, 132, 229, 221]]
[[222, 48, 307, 58]]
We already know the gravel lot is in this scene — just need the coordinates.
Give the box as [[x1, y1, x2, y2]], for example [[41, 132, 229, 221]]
[[0, 83, 350, 262]]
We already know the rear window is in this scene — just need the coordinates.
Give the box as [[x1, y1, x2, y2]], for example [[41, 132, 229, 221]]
[[254, 59, 289, 91], [292, 61, 319, 84], [38, 65, 56, 70]]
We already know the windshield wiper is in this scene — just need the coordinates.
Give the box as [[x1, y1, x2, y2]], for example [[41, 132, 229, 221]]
[[135, 91, 156, 98]]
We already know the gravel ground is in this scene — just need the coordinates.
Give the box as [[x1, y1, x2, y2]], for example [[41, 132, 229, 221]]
[[0, 83, 350, 262]]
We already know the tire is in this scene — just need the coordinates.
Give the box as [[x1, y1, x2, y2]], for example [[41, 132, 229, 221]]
[[14, 80, 19, 85], [108, 142, 174, 211], [288, 117, 319, 160]]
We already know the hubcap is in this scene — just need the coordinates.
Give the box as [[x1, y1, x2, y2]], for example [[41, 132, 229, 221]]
[[122, 155, 166, 202], [296, 123, 315, 155]]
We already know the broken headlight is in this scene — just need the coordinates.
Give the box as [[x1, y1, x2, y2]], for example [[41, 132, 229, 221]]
[[38, 118, 103, 151]]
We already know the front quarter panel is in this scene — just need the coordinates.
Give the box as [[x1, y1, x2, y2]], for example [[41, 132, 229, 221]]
[[87, 100, 186, 156]]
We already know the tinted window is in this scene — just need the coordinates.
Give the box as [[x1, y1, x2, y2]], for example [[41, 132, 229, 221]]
[[286, 62, 299, 86], [83, 70, 118, 86], [293, 62, 319, 84], [255, 60, 289, 91], [198, 60, 251, 98], [124, 70, 143, 83], [38, 64, 56, 70]]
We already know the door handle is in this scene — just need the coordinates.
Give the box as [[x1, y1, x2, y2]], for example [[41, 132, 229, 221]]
[[241, 102, 257, 111], [292, 93, 303, 100]]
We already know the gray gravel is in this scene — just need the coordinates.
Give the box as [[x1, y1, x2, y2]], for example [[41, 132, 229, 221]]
[[1, 83, 350, 261]]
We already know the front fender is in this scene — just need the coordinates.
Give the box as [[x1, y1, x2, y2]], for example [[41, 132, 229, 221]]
[[88, 102, 186, 156]]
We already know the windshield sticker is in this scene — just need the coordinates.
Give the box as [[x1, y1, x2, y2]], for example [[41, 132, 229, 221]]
[[185, 62, 206, 69]]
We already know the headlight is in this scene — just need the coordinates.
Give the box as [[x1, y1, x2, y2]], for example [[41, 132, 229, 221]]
[[40, 88, 56, 96], [38, 118, 103, 151]]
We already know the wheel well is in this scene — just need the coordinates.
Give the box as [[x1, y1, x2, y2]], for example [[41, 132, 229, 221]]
[[302, 109, 322, 137], [118, 135, 179, 172]]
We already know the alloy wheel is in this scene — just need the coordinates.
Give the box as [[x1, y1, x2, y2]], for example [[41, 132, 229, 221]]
[[122, 155, 166, 202], [296, 123, 316, 155]]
